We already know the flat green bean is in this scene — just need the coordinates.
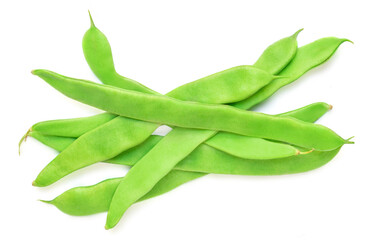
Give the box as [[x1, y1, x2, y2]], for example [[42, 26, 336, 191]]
[[31, 112, 116, 137], [103, 37, 350, 228], [41, 146, 340, 216], [82, 12, 158, 94], [42, 171, 206, 216], [27, 27, 300, 187], [30, 102, 332, 161], [165, 66, 275, 104], [232, 37, 351, 109], [33, 69, 349, 152], [39, 102, 338, 217]]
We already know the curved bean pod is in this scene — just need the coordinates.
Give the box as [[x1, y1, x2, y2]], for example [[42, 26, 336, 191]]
[[30, 112, 116, 138], [30, 102, 330, 159], [41, 146, 339, 216], [82, 13, 158, 94], [166, 65, 274, 104], [22, 14, 283, 146], [42, 170, 206, 216], [32, 69, 349, 152], [29, 132, 75, 152], [232, 37, 351, 109], [39, 102, 337, 217], [101, 37, 350, 228], [30, 102, 332, 161], [83, 14, 274, 104], [27, 27, 300, 186]]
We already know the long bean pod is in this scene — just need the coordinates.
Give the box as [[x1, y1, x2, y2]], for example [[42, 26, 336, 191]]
[[31, 102, 329, 159], [41, 102, 338, 216], [33, 70, 348, 152], [28, 27, 300, 188], [104, 37, 350, 228]]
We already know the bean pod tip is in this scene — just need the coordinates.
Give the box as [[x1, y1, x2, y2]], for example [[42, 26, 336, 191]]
[[345, 136, 355, 144], [88, 10, 95, 28], [292, 28, 304, 39]]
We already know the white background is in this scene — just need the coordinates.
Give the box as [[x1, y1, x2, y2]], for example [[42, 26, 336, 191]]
[[1, 0, 379, 239]]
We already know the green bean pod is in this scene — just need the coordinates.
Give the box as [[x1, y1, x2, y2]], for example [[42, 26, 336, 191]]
[[30, 112, 116, 137], [167, 65, 275, 104], [32, 69, 349, 152], [35, 27, 348, 228], [41, 171, 206, 216], [41, 145, 339, 216], [232, 37, 351, 109], [100, 37, 350, 228], [29, 132, 76, 152], [82, 13, 158, 94], [39, 102, 337, 217], [83, 13, 274, 104], [31, 102, 329, 160], [31, 31, 349, 190], [27, 27, 300, 186]]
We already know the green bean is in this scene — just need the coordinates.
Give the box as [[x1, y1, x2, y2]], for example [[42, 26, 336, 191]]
[[29, 132, 75, 152], [102, 37, 350, 228], [31, 33, 348, 190], [103, 105, 340, 228], [84, 21, 275, 104], [252, 28, 302, 74], [39, 102, 336, 217], [22, 65, 271, 141], [30, 102, 330, 157], [18, 112, 116, 154], [82, 12, 158, 95], [22, 15, 286, 148], [31, 112, 116, 138], [30, 65, 277, 187], [33, 69, 349, 152], [41, 146, 340, 216], [26, 26, 300, 186], [165, 66, 276, 104], [41, 171, 206, 216], [231, 37, 351, 109], [31, 102, 329, 161], [107, 136, 340, 176], [205, 132, 307, 159], [34, 31, 348, 229]]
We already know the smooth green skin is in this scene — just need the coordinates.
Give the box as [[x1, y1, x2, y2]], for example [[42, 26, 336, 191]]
[[206, 132, 301, 159], [31, 102, 330, 159], [31, 65, 276, 187], [36, 29, 348, 228], [23, 65, 272, 139], [41, 103, 337, 217], [43, 148, 340, 216], [102, 37, 349, 228], [31, 112, 116, 137], [231, 37, 351, 109], [42, 171, 206, 216], [30, 24, 285, 188], [24, 28, 300, 159], [33, 23, 300, 139], [31, 102, 330, 157], [104, 103, 335, 228], [29, 132, 76, 152], [27, 27, 300, 186], [23, 18, 283, 147], [82, 14, 158, 95], [33, 69, 348, 152], [166, 65, 275, 104], [83, 15, 274, 104]]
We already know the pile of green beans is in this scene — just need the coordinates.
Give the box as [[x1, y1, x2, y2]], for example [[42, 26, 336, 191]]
[[20, 12, 353, 229]]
